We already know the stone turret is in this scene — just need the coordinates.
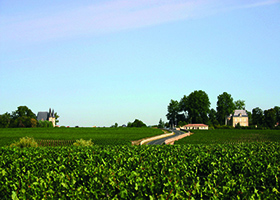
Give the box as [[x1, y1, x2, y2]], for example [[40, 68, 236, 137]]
[[48, 108, 55, 127]]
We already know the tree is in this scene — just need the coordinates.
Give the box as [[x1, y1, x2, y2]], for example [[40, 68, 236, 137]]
[[114, 123, 118, 128], [274, 106, 280, 125], [0, 112, 12, 128], [30, 118, 37, 128], [246, 110, 252, 126], [166, 99, 179, 129], [54, 112, 59, 125], [12, 106, 36, 119], [234, 100, 245, 110], [11, 106, 37, 128], [158, 118, 165, 128], [183, 90, 210, 124], [264, 109, 276, 129], [179, 95, 188, 116], [216, 92, 235, 125], [252, 107, 264, 127], [130, 119, 147, 127], [208, 108, 219, 126], [127, 122, 132, 127], [178, 121, 186, 127]]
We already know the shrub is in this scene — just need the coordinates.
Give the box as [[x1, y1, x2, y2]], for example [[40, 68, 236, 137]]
[[38, 120, 53, 128], [235, 123, 241, 129], [10, 137, 38, 148], [73, 139, 94, 147]]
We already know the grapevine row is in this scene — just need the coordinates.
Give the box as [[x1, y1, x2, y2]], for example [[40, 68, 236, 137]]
[[0, 142, 279, 199]]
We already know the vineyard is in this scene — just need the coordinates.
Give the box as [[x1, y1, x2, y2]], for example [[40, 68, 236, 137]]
[[36, 140, 75, 147], [175, 129, 280, 144], [0, 127, 164, 147], [1, 142, 279, 199]]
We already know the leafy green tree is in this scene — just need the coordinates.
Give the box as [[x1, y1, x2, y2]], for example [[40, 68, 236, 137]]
[[114, 123, 118, 128], [274, 106, 280, 125], [264, 109, 276, 129], [234, 100, 245, 110], [130, 119, 147, 127], [0, 112, 12, 128], [178, 121, 186, 127], [158, 118, 165, 128], [176, 113, 187, 124], [179, 95, 188, 116], [246, 110, 252, 126], [216, 92, 235, 125], [252, 107, 264, 127], [166, 99, 179, 128], [11, 106, 37, 128], [12, 106, 36, 119], [184, 90, 210, 124], [15, 116, 32, 127], [127, 122, 132, 127], [54, 112, 59, 125], [179, 90, 210, 124], [208, 108, 219, 126]]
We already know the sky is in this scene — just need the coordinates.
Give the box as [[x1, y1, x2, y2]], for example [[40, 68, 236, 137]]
[[0, 0, 279, 127]]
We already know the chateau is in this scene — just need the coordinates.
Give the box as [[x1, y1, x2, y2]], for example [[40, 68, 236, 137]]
[[37, 108, 55, 127], [228, 110, 249, 127]]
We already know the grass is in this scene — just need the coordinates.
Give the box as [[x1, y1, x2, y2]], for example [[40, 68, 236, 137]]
[[175, 129, 280, 144], [0, 127, 164, 147]]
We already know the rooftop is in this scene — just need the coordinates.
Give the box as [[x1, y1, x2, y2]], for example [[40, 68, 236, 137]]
[[183, 124, 208, 127]]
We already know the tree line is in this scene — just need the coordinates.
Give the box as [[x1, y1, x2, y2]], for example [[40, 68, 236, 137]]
[[0, 106, 59, 128], [165, 90, 280, 129], [111, 119, 147, 128]]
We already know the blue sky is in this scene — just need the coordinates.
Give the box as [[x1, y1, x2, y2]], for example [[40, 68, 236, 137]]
[[1, 0, 279, 127]]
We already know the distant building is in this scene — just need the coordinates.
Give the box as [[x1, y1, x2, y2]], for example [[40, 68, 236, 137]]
[[37, 108, 55, 127], [182, 124, 208, 130], [228, 110, 249, 127]]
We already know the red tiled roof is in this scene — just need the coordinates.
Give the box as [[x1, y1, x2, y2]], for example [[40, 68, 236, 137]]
[[184, 124, 208, 127]]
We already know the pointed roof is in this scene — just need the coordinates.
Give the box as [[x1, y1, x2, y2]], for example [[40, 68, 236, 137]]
[[233, 110, 248, 117], [37, 108, 55, 121], [37, 112, 48, 121]]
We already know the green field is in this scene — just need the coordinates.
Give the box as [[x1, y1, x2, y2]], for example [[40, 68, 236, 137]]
[[175, 129, 280, 144], [0, 127, 163, 147]]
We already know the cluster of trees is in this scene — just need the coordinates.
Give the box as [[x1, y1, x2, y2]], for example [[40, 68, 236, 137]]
[[0, 106, 59, 128], [127, 119, 147, 127], [110, 119, 147, 128], [165, 90, 280, 129], [252, 107, 280, 129]]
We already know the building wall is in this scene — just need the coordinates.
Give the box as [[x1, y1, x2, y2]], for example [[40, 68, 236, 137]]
[[185, 126, 208, 130], [232, 116, 248, 127], [49, 117, 55, 127]]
